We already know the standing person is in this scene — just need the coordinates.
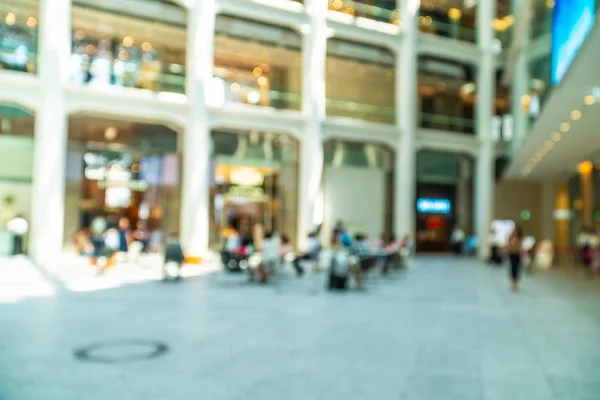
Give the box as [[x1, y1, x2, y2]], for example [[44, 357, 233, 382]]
[[117, 217, 131, 254], [331, 220, 344, 247], [507, 225, 524, 292], [450, 226, 465, 255], [577, 226, 597, 270]]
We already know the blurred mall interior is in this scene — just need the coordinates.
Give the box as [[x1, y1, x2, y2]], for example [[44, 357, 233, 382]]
[[0, 0, 597, 262]]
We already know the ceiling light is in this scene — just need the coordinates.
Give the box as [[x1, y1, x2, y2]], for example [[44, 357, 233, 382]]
[[26, 17, 37, 27], [448, 8, 462, 20], [5, 12, 15, 25], [551, 132, 561, 142], [141, 42, 152, 52], [571, 110, 582, 120], [253, 67, 262, 77], [584, 95, 596, 105], [105, 126, 118, 141], [545, 140, 554, 149], [122, 36, 134, 47], [560, 122, 570, 132], [578, 161, 593, 174]]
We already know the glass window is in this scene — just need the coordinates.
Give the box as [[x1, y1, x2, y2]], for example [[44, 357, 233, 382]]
[[327, 0, 399, 26], [213, 16, 302, 110], [0, 105, 35, 255], [70, 0, 186, 93], [326, 39, 395, 124], [0, 0, 38, 73]]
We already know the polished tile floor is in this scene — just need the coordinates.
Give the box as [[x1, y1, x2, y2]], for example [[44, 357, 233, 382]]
[[1, 256, 599, 400]]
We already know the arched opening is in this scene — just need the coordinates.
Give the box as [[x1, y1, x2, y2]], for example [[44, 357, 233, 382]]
[[209, 128, 300, 248], [0, 104, 35, 255], [415, 150, 474, 253], [322, 139, 394, 242], [65, 115, 180, 251]]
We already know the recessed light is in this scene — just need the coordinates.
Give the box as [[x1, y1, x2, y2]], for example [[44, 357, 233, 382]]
[[560, 122, 571, 132], [584, 95, 596, 105], [571, 110, 582, 120], [545, 140, 554, 149], [551, 132, 561, 142]]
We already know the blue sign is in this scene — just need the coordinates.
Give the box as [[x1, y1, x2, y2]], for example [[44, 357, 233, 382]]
[[416, 198, 451, 214], [551, 0, 596, 85]]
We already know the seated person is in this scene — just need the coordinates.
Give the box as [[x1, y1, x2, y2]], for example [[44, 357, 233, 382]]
[[258, 231, 279, 282], [292, 231, 321, 276], [279, 234, 294, 260], [163, 232, 185, 280]]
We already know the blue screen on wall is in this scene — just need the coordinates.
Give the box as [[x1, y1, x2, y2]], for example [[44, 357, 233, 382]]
[[551, 0, 596, 85]]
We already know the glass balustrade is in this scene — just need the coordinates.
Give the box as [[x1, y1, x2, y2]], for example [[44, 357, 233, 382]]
[[419, 113, 475, 135], [326, 98, 395, 124], [327, 0, 399, 25]]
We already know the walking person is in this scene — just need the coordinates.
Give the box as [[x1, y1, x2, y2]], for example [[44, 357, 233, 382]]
[[450, 225, 465, 255], [507, 225, 524, 292]]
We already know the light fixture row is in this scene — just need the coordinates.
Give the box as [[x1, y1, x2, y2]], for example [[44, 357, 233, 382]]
[[521, 93, 597, 177]]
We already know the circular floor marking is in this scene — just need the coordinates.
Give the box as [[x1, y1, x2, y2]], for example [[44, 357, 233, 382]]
[[74, 339, 169, 364]]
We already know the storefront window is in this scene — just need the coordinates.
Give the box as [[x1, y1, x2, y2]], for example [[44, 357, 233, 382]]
[[418, 57, 475, 134], [70, 0, 186, 93], [326, 39, 395, 124], [65, 116, 180, 250], [323, 140, 394, 237], [0, 0, 38, 73], [0, 105, 34, 255], [209, 130, 299, 249], [213, 16, 302, 110]]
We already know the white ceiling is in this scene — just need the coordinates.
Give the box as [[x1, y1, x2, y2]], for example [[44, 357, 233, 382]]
[[506, 19, 600, 181]]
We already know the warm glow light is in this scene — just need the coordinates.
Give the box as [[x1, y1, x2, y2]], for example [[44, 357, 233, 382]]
[[344, 8, 355, 15], [503, 15, 515, 26], [571, 110, 582, 120], [332, 0, 343, 10], [75, 30, 86, 40], [85, 44, 96, 54], [545, 140, 554, 149], [252, 67, 262, 77], [551, 132, 561, 142], [105, 126, 118, 141], [492, 19, 508, 31], [448, 8, 462, 20], [578, 161, 593, 174], [5, 12, 16, 25], [546, 0, 555, 7], [230, 82, 240, 92], [26, 17, 37, 27], [122, 36, 134, 47], [257, 76, 268, 86], [584, 95, 596, 105], [560, 122, 570, 132], [141, 42, 152, 52]]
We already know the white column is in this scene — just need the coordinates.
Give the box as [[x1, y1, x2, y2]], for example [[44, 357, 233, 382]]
[[29, 0, 71, 263], [180, 0, 215, 255], [511, 0, 531, 153], [475, 0, 497, 257], [394, 0, 419, 238], [297, 0, 327, 247]]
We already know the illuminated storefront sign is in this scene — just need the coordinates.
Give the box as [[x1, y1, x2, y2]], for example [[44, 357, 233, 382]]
[[416, 198, 451, 214], [229, 168, 264, 186]]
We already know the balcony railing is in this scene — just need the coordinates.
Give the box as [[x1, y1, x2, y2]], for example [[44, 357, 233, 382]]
[[419, 113, 475, 134], [328, 0, 399, 25], [418, 18, 476, 43], [326, 98, 395, 124]]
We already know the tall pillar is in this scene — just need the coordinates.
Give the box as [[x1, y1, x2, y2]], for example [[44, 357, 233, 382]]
[[540, 180, 555, 241], [578, 161, 594, 226], [511, 0, 531, 153], [180, 0, 215, 255], [475, 0, 497, 257], [457, 156, 472, 232], [394, 0, 419, 238], [297, 0, 327, 247], [29, 0, 71, 263], [554, 181, 570, 259]]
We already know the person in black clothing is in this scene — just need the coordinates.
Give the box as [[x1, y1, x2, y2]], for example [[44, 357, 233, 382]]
[[163, 232, 185, 281]]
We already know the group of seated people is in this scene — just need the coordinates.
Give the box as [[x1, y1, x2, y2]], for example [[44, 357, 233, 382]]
[[221, 222, 412, 288]]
